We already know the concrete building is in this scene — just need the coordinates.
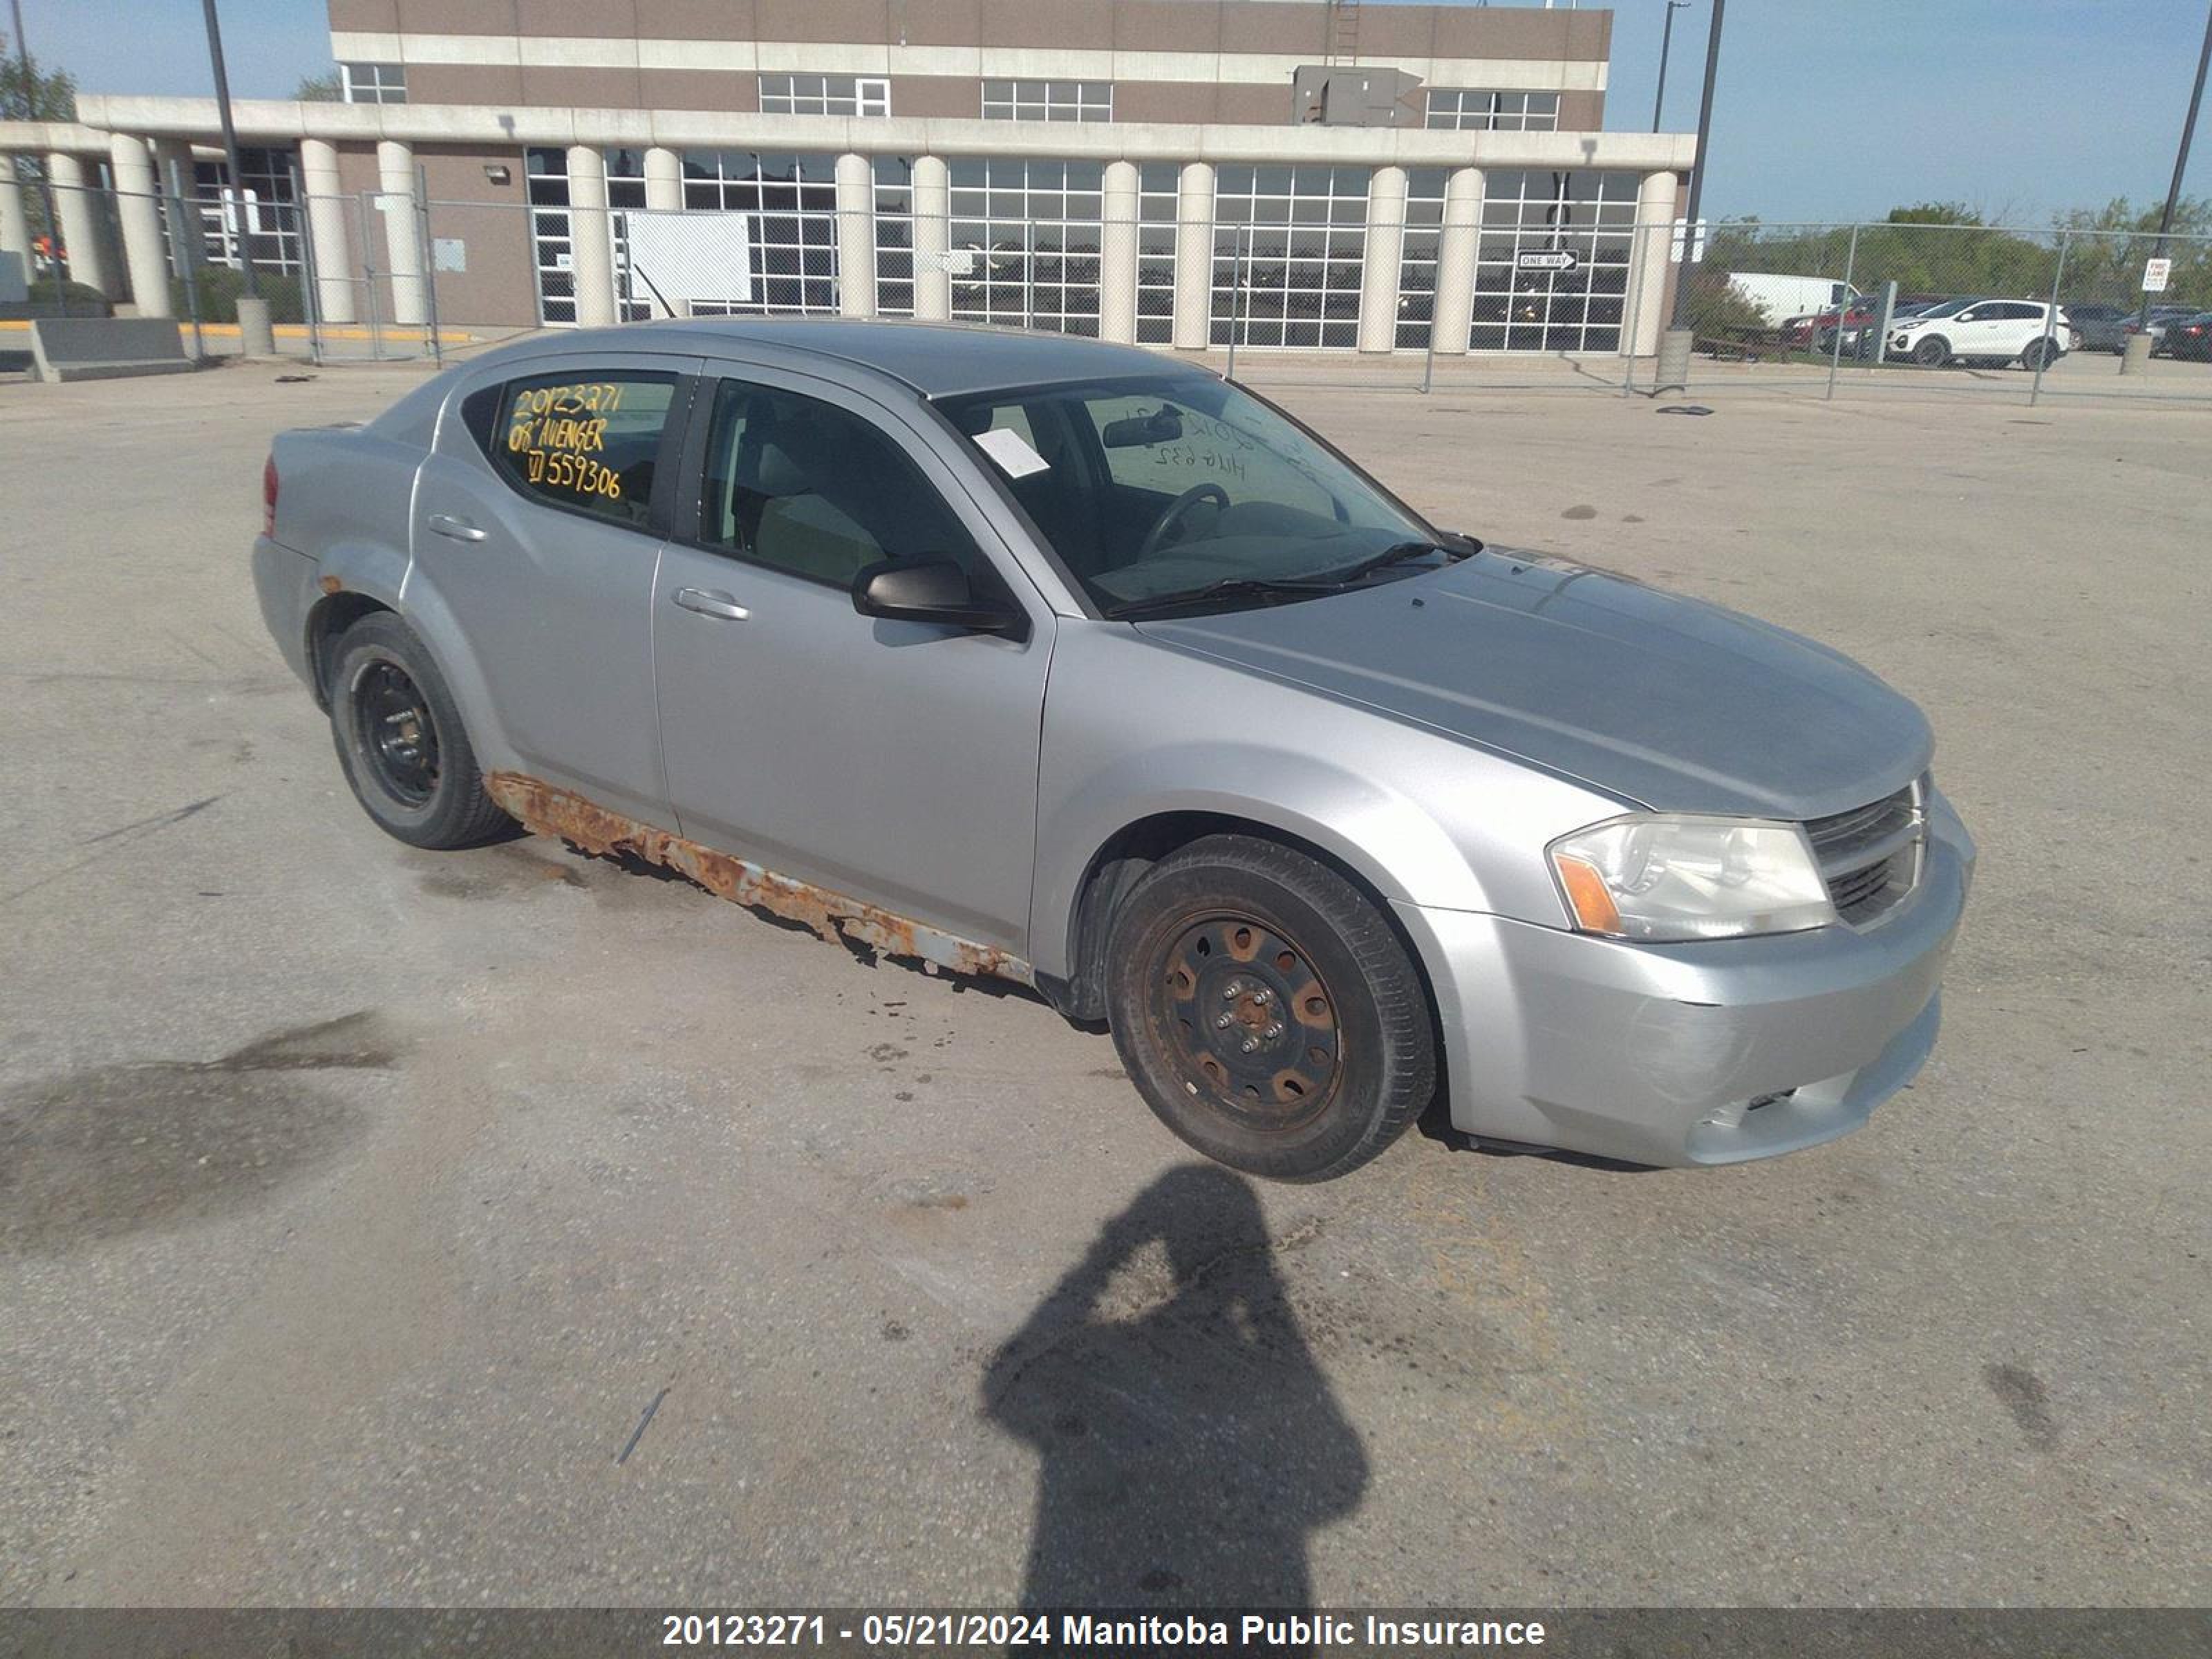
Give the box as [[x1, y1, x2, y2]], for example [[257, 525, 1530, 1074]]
[[0, 0, 1694, 357]]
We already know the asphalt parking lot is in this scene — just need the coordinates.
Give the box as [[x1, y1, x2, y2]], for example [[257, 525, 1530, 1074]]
[[2, 356, 2207, 1610]]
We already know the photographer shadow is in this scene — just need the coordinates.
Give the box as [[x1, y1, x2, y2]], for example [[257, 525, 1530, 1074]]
[[982, 1164, 1366, 1622]]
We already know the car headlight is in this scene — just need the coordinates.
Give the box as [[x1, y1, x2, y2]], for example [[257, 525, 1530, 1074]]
[[1548, 815, 1835, 941]]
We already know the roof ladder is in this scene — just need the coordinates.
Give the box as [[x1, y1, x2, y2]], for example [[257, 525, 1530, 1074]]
[[1327, 0, 1361, 64]]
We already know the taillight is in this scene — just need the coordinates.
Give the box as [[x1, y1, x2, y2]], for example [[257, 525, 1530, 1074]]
[[262, 453, 279, 538]]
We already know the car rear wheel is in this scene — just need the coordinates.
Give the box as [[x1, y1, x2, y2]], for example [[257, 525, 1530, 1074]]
[[329, 612, 512, 850], [2021, 338, 2061, 371], [1913, 336, 1950, 368], [1104, 835, 1436, 1183]]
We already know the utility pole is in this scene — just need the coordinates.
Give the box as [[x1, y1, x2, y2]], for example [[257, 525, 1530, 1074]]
[[2132, 0, 2212, 349], [1653, 0, 1690, 132], [1649, 0, 1723, 390], [8, 0, 68, 313]]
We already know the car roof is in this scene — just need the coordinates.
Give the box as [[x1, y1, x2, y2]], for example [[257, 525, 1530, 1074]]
[[474, 318, 1198, 400]]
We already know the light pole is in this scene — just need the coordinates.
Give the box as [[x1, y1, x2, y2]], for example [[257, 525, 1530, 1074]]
[[199, 0, 274, 353], [1653, 0, 1723, 390], [2126, 0, 2212, 370], [1653, 0, 1690, 133], [8, 0, 67, 313]]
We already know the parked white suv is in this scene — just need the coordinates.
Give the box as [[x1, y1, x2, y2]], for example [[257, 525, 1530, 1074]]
[[1887, 298, 2079, 369]]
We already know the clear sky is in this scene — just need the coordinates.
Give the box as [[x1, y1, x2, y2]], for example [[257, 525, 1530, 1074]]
[[17, 0, 2212, 224]]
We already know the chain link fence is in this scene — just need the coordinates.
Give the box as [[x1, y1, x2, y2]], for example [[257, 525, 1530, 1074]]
[[8, 167, 2211, 406]]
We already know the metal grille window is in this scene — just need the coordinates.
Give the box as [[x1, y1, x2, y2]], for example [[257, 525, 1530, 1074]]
[[340, 62, 406, 104], [1471, 169, 1638, 353], [758, 74, 889, 117], [947, 157, 1104, 335], [604, 148, 652, 322], [1136, 162, 1179, 344], [1425, 89, 1559, 131], [525, 147, 577, 325], [1210, 165, 1371, 350], [980, 79, 1112, 122], [872, 156, 917, 318], [191, 145, 303, 276], [1395, 167, 1447, 348], [682, 150, 841, 315]]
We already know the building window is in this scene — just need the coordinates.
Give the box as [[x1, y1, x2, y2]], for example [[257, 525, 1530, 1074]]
[[1425, 89, 1559, 131], [191, 146, 303, 276], [340, 62, 407, 104], [947, 157, 1104, 336], [603, 148, 653, 322], [1210, 165, 1370, 350], [872, 157, 917, 317], [525, 147, 577, 326], [1471, 169, 1638, 353], [758, 73, 889, 117], [980, 79, 1112, 123], [1136, 162, 1179, 344], [681, 150, 842, 315], [1395, 168, 1447, 348]]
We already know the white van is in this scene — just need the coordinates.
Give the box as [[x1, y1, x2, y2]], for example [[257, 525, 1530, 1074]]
[[1726, 273, 1862, 328]]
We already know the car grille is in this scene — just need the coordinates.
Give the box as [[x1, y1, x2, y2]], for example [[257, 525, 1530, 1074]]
[[1803, 782, 1925, 926]]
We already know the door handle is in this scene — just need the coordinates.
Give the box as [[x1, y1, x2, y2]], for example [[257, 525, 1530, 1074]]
[[673, 587, 750, 621], [426, 512, 486, 543]]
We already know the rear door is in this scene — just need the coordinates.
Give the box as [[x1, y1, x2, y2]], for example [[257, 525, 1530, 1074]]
[[650, 366, 1055, 955], [411, 353, 697, 824]]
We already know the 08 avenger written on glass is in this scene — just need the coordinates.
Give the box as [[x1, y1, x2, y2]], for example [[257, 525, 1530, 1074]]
[[505, 382, 632, 501]]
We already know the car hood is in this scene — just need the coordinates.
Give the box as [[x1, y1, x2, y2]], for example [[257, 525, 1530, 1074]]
[[1134, 552, 1932, 821]]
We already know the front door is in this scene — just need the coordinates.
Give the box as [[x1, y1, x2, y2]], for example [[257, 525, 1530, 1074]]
[[411, 354, 696, 823], [650, 368, 1053, 955]]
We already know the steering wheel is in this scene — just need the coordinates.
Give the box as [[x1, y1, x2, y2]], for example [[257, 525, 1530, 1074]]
[[1136, 483, 1230, 563]]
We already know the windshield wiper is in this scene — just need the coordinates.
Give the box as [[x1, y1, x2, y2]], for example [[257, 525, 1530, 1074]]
[[1102, 574, 1348, 620], [1312, 537, 1476, 586]]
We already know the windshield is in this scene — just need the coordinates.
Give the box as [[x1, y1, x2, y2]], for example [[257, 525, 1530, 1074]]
[[1915, 297, 1974, 319], [937, 375, 1442, 615]]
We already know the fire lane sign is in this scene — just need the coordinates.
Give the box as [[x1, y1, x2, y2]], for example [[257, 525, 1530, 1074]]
[[2141, 257, 2171, 293]]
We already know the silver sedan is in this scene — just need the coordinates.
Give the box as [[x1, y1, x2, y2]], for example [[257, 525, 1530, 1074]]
[[252, 321, 1971, 1180]]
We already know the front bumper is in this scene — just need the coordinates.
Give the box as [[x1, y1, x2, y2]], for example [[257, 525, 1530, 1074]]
[[1396, 798, 1974, 1168]]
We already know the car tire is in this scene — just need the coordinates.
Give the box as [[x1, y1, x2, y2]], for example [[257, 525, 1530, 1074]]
[[1103, 834, 1436, 1183], [2021, 339, 2060, 371], [1913, 336, 1950, 368], [328, 612, 512, 850]]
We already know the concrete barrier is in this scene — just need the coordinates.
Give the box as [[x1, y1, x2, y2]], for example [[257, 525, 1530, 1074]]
[[28, 317, 196, 384]]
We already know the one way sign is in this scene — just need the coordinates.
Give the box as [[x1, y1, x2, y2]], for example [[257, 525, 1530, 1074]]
[[1515, 249, 1580, 273]]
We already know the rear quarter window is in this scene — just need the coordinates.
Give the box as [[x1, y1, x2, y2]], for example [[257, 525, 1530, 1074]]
[[471, 370, 678, 527]]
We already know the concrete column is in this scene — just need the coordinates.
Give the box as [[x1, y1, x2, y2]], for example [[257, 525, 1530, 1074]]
[[834, 151, 875, 319], [1357, 165, 1407, 354], [107, 135, 172, 317], [47, 151, 109, 295], [1627, 169, 1678, 359], [644, 145, 682, 212], [565, 144, 616, 328], [1171, 160, 1213, 352], [0, 165, 29, 287], [298, 137, 355, 324], [1427, 166, 1482, 357], [912, 154, 950, 322], [376, 140, 428, 326], [1098, 159, 1140, 346]]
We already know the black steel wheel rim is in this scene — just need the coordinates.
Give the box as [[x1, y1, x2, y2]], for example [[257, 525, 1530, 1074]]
[[354, 659, 440, 807], [1154, 912, 1342, 1133]]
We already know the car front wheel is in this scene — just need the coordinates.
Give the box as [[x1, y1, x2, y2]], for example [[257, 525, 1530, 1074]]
[[329, 612, 512, 850], [1913, 336, 1950, 368], [1104, 835, 1436, 1182]]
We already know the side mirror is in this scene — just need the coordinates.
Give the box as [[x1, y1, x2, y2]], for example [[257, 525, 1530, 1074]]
[[852, 557, 1027, 639]]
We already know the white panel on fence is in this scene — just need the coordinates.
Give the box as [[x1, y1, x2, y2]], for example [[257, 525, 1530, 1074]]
[[623, 209, 753, 315]]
